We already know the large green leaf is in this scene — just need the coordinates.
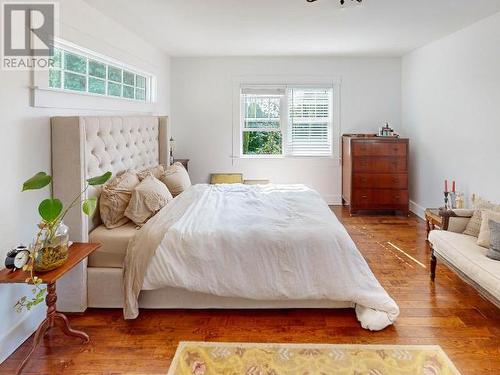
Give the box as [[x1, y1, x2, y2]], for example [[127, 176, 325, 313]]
[[38, 199, 63, 222], [22, 172, 52, 191], [82, 197, 97, 216], [87, 171, 112, 186]]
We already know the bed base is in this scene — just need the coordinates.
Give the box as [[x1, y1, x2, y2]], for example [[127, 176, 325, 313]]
[[87, 267, 354, 310]]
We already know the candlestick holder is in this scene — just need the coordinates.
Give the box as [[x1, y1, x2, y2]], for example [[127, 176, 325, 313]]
[[449, 192, 456, 209], [444, 191, 450, 210]]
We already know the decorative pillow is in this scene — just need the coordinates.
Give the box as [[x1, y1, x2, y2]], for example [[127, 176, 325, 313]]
[[99, 171, 139, 229], [137, 165, 165, 181], [160, 162, 191, 197], [477, 210, 500, 248], [125, 175, 173, 226], [463, 197, 500, 237], [487, 220, 500, 261]]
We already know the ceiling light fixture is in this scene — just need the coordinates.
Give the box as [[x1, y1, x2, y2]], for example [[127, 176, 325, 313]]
[[306, 0, 363, 5]]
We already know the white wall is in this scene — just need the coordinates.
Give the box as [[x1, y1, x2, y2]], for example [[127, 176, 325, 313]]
[[0, 0, 170, 363], [402, 12, 500, 217], [171, 57, 401, 203]]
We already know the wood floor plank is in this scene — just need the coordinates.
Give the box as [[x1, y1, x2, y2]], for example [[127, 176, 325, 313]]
[[1, 206, 498, 374]]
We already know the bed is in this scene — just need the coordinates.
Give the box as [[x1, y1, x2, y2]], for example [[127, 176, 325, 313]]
[[51, 116, 399, 331]]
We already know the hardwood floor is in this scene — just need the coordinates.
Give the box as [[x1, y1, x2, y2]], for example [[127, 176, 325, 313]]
[[1, 207, 498, 374]]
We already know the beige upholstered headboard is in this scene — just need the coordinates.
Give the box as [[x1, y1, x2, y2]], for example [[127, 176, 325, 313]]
[[51, 116, 170, 241]]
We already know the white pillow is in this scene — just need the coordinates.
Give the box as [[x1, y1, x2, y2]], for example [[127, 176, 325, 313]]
[[125, 175, 173, 226], [477, 209, 500, 248], [137, 165, 165, 181], [160, 162, 191, 197], [99, 170, 139, 229]]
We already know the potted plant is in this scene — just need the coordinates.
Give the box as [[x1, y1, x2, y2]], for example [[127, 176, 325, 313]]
[[15, 171, 111, 312]]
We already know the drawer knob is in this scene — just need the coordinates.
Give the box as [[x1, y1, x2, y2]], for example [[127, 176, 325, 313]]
[[362, 195, 368, 199]]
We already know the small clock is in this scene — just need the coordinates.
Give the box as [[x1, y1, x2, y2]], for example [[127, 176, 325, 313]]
[[5, 246, 31, 270]]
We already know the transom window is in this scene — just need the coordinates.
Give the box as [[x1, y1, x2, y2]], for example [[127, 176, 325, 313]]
[[48, 44, 153, 102], [240, 86, 334, 157]]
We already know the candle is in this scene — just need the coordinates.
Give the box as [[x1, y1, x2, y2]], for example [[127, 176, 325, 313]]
[[444, 180, 448, 192], [452, 180, 456, 193]]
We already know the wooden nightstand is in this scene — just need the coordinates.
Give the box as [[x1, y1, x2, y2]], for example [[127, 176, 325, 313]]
[[425, 208, 443, 238], [0, 242, 100, 374], [173, 158, 189, 172]]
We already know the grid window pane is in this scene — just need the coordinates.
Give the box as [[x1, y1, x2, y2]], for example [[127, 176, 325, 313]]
[[49, 69, 61, 88], [123, 85, 134, 99], [123, 71, 135, 86], [108, 82, 122, 97], [89, 60, 106, 79], [135, 88, 145, 100], [89, 77, 105, 95], [64, 52, 86, 74], [244, 96, 280, 129], [108, 66, 122, 82], [64, 72, 86, 91], [136, 75, 146, 89], [51, 48, 61, 68], [243, 131, 282, 155]]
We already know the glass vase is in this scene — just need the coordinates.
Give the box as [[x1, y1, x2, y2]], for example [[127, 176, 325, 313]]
[[33, 221, 70, 272]]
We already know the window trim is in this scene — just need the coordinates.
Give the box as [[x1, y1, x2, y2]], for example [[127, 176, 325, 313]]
[[233, 77, 341, 160], [32, 38, 158, 112]]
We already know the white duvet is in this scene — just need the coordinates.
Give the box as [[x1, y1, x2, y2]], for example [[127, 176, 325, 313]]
[[126, 183, 399, 330]]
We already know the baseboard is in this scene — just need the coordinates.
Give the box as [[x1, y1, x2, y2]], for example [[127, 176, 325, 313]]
[[323, 194, 342, 206], [0, 302, 44, 364], [410, 200, 425, 219]]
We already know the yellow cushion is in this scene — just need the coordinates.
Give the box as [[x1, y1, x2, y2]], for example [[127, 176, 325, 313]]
[[210, 173, 243, 184]]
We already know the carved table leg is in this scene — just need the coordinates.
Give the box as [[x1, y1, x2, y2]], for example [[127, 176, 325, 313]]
[[16, 282, 89, 374], [54, 312, 89, 343]]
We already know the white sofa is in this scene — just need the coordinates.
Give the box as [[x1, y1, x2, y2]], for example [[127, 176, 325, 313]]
[[429, 209, 500, 308]]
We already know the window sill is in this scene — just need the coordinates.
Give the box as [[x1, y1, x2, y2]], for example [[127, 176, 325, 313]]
[[31, 86, 157, 113]]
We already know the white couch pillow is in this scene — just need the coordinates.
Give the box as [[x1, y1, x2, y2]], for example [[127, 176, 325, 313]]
[[125, 175, 173, 226], [477, 209, 500, 248], [160, 162, 191, 197], [463, 197, 500, 237]]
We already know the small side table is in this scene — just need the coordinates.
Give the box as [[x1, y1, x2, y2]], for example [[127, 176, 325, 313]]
[[0, 242, 100, 374], [425, 208, 443, 239], [173, 158, 189, 172]]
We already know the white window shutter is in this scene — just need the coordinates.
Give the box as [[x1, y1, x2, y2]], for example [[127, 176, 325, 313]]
[[287, 88, 333, 157]]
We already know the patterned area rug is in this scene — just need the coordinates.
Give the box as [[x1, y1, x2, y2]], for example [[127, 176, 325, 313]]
[[168, 342, 461, 375]]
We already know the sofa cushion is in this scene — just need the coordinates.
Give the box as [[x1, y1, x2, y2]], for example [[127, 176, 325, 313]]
[[429, 230, 500, 301], [463, 197, 500, 237], [477, 210, 500, 248], [487, 220, 500, 261]]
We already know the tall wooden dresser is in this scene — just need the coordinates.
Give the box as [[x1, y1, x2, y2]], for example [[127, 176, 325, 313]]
[[342, 135, 409, 215]]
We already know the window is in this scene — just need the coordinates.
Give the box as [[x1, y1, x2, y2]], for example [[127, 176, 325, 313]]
[[48, 44, 152, 102], [241, 87, 284, 156], [240, 86, 334, 157]]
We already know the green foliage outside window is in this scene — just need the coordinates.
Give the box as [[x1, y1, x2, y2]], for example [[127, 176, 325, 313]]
[[243, 131, 282, 155]]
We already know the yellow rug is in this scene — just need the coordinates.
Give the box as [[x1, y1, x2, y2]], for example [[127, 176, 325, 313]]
[[168, 342, 461, 375]]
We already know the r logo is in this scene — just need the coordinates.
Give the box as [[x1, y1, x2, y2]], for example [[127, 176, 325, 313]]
[[3, 2, 54, 56]]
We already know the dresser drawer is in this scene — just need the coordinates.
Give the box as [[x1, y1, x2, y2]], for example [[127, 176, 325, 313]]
[[353, 174, 408, 189], [353, 189, 408, 206], [353, 142, 407, 156], [353, 157, 407, 173]]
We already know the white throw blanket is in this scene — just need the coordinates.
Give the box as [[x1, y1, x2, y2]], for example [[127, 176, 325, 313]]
[[124, 184, 399, 330]]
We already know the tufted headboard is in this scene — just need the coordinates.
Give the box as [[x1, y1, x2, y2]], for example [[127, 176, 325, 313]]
[[51, 116, 170, 241]]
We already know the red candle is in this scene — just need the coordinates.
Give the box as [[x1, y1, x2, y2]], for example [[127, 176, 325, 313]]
[[452, 180, 456, 193], [444, 180, 448, 192]]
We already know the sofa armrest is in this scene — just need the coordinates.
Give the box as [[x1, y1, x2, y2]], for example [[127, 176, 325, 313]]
[[439, 209, 474, 233]]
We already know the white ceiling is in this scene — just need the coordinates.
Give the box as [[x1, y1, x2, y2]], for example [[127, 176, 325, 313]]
[[84, 0, 500, 57]]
